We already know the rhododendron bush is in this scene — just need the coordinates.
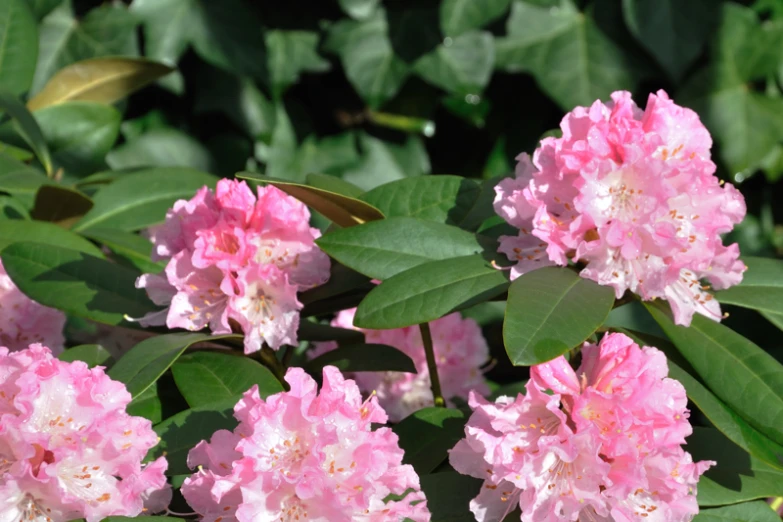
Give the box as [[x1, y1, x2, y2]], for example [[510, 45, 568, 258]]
[[0, 0, 782, 521]]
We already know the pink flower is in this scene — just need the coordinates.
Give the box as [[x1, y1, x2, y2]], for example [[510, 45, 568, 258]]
[[136, 179, 330, 352], [494, 90, 746, 326], [0, 259, 65, 354], [0, 344, 170, 522], [181, 366, 430, 522], [449, 333, 713, 522], [311, 309, 491, 422]]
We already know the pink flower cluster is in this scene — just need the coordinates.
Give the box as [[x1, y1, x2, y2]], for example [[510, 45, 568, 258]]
[[494, 90, 746, 326], [450, 333, 713, 522], [181, 366, 430, 522], [137, 179, 330, 353], [0, 344, 169, 522], [0, 259, 65, 354], [313, 309, 491, 422]]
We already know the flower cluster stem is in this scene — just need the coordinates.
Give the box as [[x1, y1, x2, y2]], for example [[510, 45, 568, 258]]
[[257, 346, 289, 390], [419, 322, 445, 408]]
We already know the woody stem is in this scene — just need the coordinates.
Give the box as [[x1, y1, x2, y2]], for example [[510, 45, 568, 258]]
[[419, 322, 445, 408]]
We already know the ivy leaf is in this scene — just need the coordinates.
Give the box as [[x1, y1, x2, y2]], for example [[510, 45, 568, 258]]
[[440, 0, 511, 37], [414, 31, 495, 95], [266, 30, 330, 97]]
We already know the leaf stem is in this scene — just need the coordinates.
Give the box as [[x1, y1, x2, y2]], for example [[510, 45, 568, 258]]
[[281, 344, 295, 368], [419, 322, 445, 408], [256, 346, 289, 390]]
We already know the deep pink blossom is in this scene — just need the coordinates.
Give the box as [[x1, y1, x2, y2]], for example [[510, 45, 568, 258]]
[[181, 366, 430, 521], [0, 260, 65, 354], [136, 179, 330, 352], [311, 309, 490, 422], [0, 344, 170, 522], [494, 91, 746, 325], [449, 333, 713, 522]]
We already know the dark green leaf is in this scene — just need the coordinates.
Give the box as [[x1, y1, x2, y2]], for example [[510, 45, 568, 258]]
[[419, 472, 482, 522], [106, 128, 215, 172], [110, 333, 242, 400], [297, 321, 365, 344], [0, 195, 29, 219], [306, 344, 417, 374], [125, 381, 162, 423], [0, 0, 38, 95], [306, 173, 364, 199], [30, 184, 93, 226], [645, 302, 783, 447], [694, 501, 783, 522], [394, 407, 466, 474], [80, 227, 164, 274], [130, 0, 193, 65], [72, 167, 217, 232], [33, 101, 121, 175], [22, 0, 63, 20], [415, 31, 495, 94], [716, 257, 783, 316], [172, 351, 283, 409], [440, 0, 511, 37], [338, 0, 379, 20], [102, 518, 182, 522], [504, 267, 615, 365], [354, 254, 510, 329], [603, 300, 665, 338], [489, 380, 528, 400], [0, 219, 103, 256], [341, 133, 430, 190], [1, 242, 153, 325], [266, 30, 330, 96], [0, 91, 52, 173], [58, 344, 112, 368], [299, 262, 371, 306]]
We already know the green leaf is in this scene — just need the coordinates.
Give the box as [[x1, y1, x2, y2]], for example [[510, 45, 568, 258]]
[[0, 219, 103, 256], [130, 0, 193, 65], [622, 0, 714, 83], [0, 91, 52, 173], [360, 175, 486, 229], [306, 344, 417, 374], [325, 10, 409, 108], [645, 302, 783, 447], [419, 472, 482, 522], [306, 173, 364, 199], [106, 128, 214, 172], [32, 3, 139, 94], [22, 0, 62, 20], [341, 133, 430, 191], [393, 407, 466, 474], [414, 31, 495, 94], [0, 195, 29, 219], [80, 227, 163, 274], [440, 0, 511, 37], [504, 267, 615, 365], [151, 398, 238, 475], [297, 321, 365, 344], [172, 351, 282, 408], [72, 167, 217, 232], [0, 242, 153, 325], [688, 428, 783, 506], [103, 518, 182, 522], [126, 382, 162, 424], [27, 57, 173, 111], [694, 501, 783, 522], [266, 30, 330, 97], [30, 184, 93, 227], [0, 0, 38, 96], [317, 217, 490, 280], [33, 101, 121, 176], [58, 344, 112, 368], [237, 172, 384, 228], [489, 380, 528, 400], [716, 257, 783, 316], [495, 0, 638, 110], [338, 0, 380, 20], [354, 254, 510, 329], [109, 333, 242, 400]]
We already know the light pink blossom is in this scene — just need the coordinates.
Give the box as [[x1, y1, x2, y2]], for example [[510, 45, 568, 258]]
[[136, 179, 330, 352], [0, 344, 170, 522], [312, 309, 490, 422], [449, 333, 713, 522], [494, 90, 746, 326], [181, 366, 430, 522], [0, 259, 65, 354]]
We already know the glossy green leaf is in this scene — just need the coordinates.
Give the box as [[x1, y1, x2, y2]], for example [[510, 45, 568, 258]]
[[688, 428, 783, 506], [716, 257, 783, 316], [306, 172, 364, 199], [238, 172, 384, 228], [0, 92, 52, 173], [58, 344, 112, 368], [172, 351, 283, 409], [33, 101, 121, 175], [415, 31, 495, 94], [0, 219, 103, 256], [30, 184, 93, 226], [0, 0, 38, 95], [306, 344, 417, 374], [297, 321, 364, 344], [495, 0, 638, 110], [341, 133, 430, 191], [419, 472, 482, 522], [325, 10, 409, 108], [151, 398, 238, 475], [393, 408, 466, 474], [694, 501, 783, 522], [110, 333, 242, 401], [125, 381, 162, 424], [299, 262, 371, 306], [80, 227, 164, 273], [338, 0, 379, 20], [73, 167, 217, 232], [354, 254, 510, 329], [266, 30, 330, 96], [504, 267, 615, 366], [0, 242, 152, 325], [645, 302, 783, 447], [440, 0, 511, 37], [317, 217, 490, 280], [106, 128, 215, 172]]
